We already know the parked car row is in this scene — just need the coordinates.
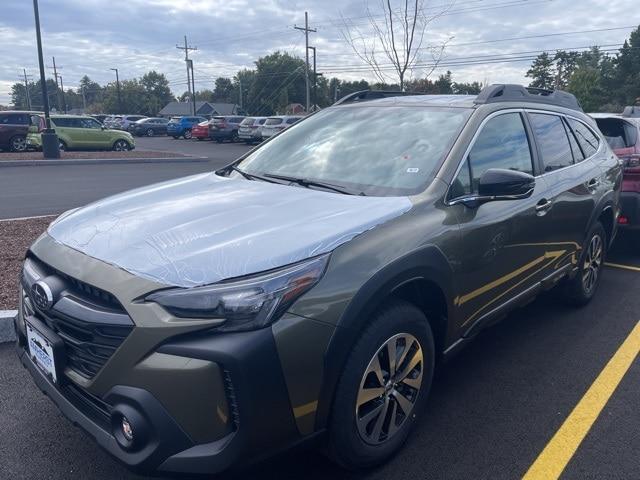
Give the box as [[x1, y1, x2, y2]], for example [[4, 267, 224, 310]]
[[176, 115, 304, 144]]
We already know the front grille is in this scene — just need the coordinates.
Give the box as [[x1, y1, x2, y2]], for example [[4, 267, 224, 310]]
[[24, 255, 134, 380], [61, 382, 112, 431]]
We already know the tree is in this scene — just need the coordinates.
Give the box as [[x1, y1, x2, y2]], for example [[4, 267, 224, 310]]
[[526, 52, 555, 89], [213, 77, 234, 103], [245, 51, 306, 115], [453, 81, 483, 95], [553, 51, 580, 89], [140, 71, 174, 114], [612, 26, 640, 106], [340, 0, 452, 90]]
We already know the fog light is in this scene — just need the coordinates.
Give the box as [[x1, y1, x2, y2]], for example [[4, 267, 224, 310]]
[[121, 416, 134, 442]]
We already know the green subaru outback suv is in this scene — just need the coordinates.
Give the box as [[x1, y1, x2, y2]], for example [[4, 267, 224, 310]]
[[27, 114, 135, 151], [15, 85, 621, 476]]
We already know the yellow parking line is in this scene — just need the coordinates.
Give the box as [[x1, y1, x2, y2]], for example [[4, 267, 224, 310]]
[[522, 321, 640, 480], [605, 262, 640, 272]]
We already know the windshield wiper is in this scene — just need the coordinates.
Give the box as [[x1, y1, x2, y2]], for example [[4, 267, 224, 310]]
[[226, 165, 280, 184], [263, 173, 366, 196]]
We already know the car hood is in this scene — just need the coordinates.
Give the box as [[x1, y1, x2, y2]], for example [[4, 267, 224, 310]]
[[47, 173, 412, 287]]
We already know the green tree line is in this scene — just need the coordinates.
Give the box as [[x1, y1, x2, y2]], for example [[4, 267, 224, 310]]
[[526, 25, 640, 111]]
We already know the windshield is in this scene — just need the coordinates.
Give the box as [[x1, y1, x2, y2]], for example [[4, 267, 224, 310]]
[[237, 106, 470, 196]]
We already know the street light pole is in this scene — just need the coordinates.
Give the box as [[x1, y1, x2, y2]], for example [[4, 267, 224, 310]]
[[111, 68, 122, 113], [32, 0, 59, 159]]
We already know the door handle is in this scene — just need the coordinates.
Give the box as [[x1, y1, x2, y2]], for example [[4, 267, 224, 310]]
[[535, 198, 553, 214], [586, 178, 600, 192]]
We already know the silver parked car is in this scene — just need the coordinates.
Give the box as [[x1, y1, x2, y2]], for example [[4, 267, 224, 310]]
[[260, 115, 303, 139], [238, 117, 267, 143]]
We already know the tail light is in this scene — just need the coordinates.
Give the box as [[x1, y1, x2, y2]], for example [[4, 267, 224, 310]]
[[622, 154, 640, 172]]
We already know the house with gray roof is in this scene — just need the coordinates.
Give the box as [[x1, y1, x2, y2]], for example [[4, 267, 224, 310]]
[[158, 101, 240, 118]]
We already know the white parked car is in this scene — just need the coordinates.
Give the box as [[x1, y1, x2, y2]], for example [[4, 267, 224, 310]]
[[260, 115, 304, 139]]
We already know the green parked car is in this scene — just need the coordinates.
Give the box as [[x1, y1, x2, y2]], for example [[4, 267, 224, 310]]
[[27, 114, 135, 151]]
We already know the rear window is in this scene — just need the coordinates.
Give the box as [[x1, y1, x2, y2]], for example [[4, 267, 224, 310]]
[[285, 117, 300, 124], [231, 117, 245, 123], [240, 118, 255, 126], [212, 117, 226, 123], [257, 118, 267, 125], [168, 117, 180, 123], [594, 118, 635, 150], [265, 118, 283, 126]]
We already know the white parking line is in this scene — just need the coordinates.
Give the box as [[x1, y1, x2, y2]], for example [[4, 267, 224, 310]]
[[0, 214, 56, 222]]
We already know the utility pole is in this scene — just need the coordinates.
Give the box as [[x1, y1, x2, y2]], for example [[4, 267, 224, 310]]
[[110, 68, 122, 113], [307, 46, 322, 111], [58, 75, 67, 113], [47, 56, 62, 111], [176, 36, 197, 115], [294, 12, 316, 113], [334, 83, 340, 103], [81, 85, 86, 111], [22, 69, 32, 110], [187, 59, 196, 116], [32, 0, 59, 158], [238, 77, 243, 111]]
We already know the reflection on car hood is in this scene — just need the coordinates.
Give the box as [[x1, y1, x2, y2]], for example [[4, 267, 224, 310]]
[[48, 173, 412, 287]]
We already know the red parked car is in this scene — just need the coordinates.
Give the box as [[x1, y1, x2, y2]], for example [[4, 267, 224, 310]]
[[592, 109, 640, 230], [192, 120, 211, 141]]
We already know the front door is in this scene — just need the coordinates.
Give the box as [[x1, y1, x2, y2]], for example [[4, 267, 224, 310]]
[[447, 111, 556, 333]]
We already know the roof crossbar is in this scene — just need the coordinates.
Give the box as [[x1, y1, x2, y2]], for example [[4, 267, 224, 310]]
[[333, 89, 423, 106]]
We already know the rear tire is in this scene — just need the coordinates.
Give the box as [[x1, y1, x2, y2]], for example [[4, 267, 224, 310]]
[[9, 135, 27, 152], [58, 140, 67, 151], [559, 222, 606, 306], [328, 300, 434, 470]]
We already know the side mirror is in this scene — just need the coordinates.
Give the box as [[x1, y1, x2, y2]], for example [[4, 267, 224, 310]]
[[457, 168, 535, 208]]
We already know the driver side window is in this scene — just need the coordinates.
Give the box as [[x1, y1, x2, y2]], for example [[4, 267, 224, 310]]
[[450, 113, 533, 199]]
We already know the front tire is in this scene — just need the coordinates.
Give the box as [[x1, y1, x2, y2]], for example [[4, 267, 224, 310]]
[[328, 300, 434, 470], [183, 129, 192, 139], [559, 222, 606, 306], [146, 128, 154, 137], [112, 139, 130, 151]]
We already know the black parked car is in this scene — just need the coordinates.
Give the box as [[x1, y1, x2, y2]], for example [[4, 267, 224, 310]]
[[129, 117, 170, 137], [209, 116, 246, 142]]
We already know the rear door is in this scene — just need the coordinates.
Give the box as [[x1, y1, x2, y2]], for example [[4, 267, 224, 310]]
[[527, 112, 601, 262], [448, 111, 554, 333], [79, 117, 109, 148]]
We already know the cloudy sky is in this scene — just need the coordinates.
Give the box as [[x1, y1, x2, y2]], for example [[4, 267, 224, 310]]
[[0, 0, 637, 105]]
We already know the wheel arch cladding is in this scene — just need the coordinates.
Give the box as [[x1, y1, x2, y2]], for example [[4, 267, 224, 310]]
[[598, 205, 615, 245], [314, 244, 455, 431]]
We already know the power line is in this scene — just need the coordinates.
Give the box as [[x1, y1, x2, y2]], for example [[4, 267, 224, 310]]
[[294, 11, 316, 112]]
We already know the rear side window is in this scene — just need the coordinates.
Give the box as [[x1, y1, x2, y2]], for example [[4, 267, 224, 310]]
[[568, 119, 600, 157], [52, 117, 74, 127], [529, 113, 573, 172], [0, 113, 29, 125], [257, 118, 267, 125], [285, 117, 299, 124], [563, 118, 585, 163]]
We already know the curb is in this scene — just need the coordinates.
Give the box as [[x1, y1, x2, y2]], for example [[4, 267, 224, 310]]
[[0, 156, 209, 168], [0, 310, 17, 343]]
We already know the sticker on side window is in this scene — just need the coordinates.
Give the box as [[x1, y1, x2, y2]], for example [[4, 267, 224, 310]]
[[406, 167, 420, 173]]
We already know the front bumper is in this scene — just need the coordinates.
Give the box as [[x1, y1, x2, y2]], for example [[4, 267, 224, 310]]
[[619, 191, 640, 229], [16, 316, 302, 475]]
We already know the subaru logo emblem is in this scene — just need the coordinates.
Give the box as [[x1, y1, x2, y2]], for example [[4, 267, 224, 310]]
[[31, 280, 54, 311]]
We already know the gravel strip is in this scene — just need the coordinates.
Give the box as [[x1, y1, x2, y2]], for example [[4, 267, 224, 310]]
[[0, 217, 51, 310], [0, 150, 187, 161]]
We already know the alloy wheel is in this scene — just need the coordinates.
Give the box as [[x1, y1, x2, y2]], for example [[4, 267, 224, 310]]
[[113, 140, 129, 151], [146, 129, 154, 137], [356, 333, 423, 445], [184, 130, 192, 139], [582, 233, 603, 294], [10, 136, 27, 152]]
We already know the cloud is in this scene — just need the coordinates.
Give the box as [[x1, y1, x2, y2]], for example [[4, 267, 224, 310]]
[[0, 0, 635, 104]]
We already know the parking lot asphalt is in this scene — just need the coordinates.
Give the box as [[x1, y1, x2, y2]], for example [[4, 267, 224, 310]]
[[1, 232, 638, 480], [0, 137, 252, 220]]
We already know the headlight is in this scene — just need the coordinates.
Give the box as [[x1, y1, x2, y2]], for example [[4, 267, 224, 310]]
[[146, 254, 329, 332]]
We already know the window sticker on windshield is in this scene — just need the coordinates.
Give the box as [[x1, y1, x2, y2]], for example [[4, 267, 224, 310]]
[[406, 167, 420, 173]]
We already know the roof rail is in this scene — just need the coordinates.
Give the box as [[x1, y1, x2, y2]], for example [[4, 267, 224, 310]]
[[333, 89, 422, 106], [622, 106, 640, 118], [474, 84, 583, 112]]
